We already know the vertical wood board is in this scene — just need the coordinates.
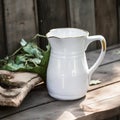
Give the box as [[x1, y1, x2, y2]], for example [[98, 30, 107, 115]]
[[4, 0, 37, 54], [37, 0, 68, 49], [95, 0, 118, 47], [0, 0, 7, 57], [68, 0, 96, 35], [118, 0, 120, 43], [68, 0, 96, 50]]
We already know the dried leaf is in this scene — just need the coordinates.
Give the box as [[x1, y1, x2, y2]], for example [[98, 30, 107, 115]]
[[90, 80, 101, 86]]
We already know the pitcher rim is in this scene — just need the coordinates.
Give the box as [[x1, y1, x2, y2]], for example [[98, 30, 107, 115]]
[[46, 28, 89, 39]]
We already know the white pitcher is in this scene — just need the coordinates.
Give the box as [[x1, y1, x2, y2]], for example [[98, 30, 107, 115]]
[[46, 28, 106, 100]]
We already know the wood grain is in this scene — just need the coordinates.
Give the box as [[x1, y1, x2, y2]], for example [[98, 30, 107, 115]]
[[37, 0, 67, 49], [0, 88, 54, 119], [95, 0, 118, 47], [68, 0, 96, 50], [118, 0, 120, 43], [78, 82, 120, 120], [4, 0, 37, 54], [2, 80, 120, 120], [0, 46, 120, 119], [87, 46, 120, 67], [89, 61, 120, 91], [103, 116, 118, 120], [68, 0, 96, 35], [0, 0, 7, 58]]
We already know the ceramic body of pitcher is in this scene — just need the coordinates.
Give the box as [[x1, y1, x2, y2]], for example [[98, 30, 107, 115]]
[[46, 28, 106, 100]]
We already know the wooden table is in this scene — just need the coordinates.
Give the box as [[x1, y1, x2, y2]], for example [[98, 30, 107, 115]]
[[0, 45, 120, 120]]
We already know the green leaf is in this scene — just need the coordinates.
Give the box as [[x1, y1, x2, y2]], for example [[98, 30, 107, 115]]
[[31, 48, 42, 58], [15, 55, 26, 64], [30, 58, 41, 64], [22, 42, 42, 57], [20, 39, 27, 46], [39, 44, 50, 80], [0, 34, 51, 81], [22, 43, 33, 54], [2, 63, 25, 71]]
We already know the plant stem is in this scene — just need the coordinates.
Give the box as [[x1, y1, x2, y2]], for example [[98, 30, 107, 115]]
[[10, 47, 23, 58], [32, 34, 47, 40]]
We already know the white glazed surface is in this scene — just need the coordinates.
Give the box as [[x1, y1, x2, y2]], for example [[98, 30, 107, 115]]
[[46, 28, 106, 100], [47, 51, 88, 100]]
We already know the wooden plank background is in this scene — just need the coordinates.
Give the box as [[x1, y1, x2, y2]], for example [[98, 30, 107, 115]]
[[0, 0, 7, 58], [95, 0, 118, 47], [4, 0, 37, 54], [67, 0, 96, 50], [37, 0, 68, 49], [0, 0, 119, 56]]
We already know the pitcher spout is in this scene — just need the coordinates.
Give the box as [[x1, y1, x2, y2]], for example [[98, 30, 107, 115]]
[[46, 28, 89, 39], [46, 28, 89, 55]]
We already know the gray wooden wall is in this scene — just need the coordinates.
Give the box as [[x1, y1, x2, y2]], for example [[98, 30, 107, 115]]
[[0, 0, 119, 57]]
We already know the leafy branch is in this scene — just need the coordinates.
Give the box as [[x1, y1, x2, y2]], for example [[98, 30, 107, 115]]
[[0, 34, 50, 81]]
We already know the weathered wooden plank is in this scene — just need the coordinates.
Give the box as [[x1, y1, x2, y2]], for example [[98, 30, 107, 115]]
[[103, 116, 118, 120], [89, 61, 120, 91], [78, 83, 120, 120], [118, 0, 120, 43], [4, 0, 37, 54], [2, 78, 120, 120], [102, 44, 120, 51], [0, 0, 7, 58], [0, 86, 54, 119], [118, 114, 120, 120], [37, 0, 67, 49], [87, 45, 120, 91], [87, 46, 120, 91], [37, 0, 67, 33], [87, 45, 120, 67], [68, 0, 95, 35], [0, 47, 119, 119], [95, 0, 118, 46], [68, 0, 96, 50]]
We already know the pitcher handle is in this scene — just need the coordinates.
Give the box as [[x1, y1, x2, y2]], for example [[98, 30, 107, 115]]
[[86, 35, 106, 79]]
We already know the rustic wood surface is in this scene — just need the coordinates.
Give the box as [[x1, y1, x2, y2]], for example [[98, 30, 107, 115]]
[[2, 78, 120, 120], [4, 0, 37, 54], [104, 116, 119, 120], [68, 0, 96, 50], [87, 45, 120, 67], [68, 0, 96, 35], [118, 0, 120, 43], [0, 45, 119, 120], [95, 0, 118, 47], [37, 0, 67, 49], [0, 0, 119, 56], [0, 0, 6, 58]]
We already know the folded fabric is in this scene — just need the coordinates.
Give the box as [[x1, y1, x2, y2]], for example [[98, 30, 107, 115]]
[[0, 70, 42, 107]]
